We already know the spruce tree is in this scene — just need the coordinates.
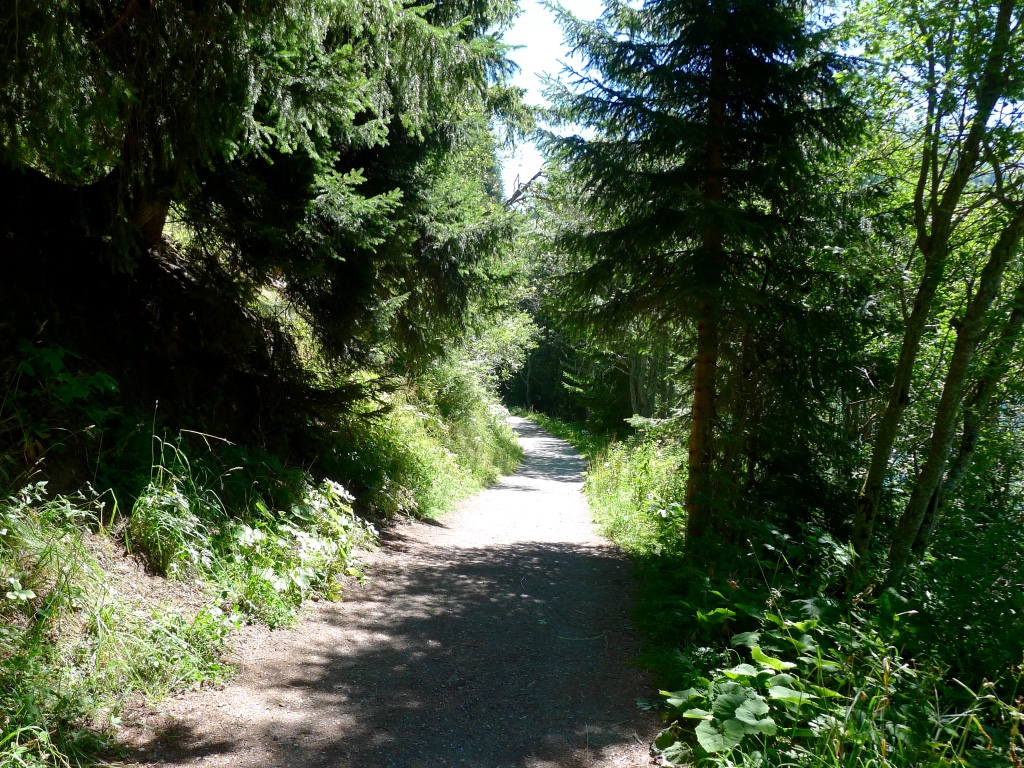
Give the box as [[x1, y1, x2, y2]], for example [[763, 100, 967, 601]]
[[543, 0, 861, 544], [0, 0, 525, 450]]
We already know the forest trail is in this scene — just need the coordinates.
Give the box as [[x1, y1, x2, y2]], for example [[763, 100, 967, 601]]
[[127, 416, 658, 768]]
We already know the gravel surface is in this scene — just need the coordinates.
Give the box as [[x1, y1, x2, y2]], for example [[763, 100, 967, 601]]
[[125, 416, 658, 768]]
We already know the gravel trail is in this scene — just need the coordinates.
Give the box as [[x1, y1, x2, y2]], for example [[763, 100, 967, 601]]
[[128, 416, 657, 768]]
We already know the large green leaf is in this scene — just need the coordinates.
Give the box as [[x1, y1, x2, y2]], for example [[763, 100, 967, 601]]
[[732, 631, 760, 647], [723, 663, 760, 679], [723, 718, 750, 744], [712, 693, 748, 720], [662, 688, 701, 708], [683, 708, 713, 720], [734, 699, 777, 735], [695, 720, 744, 753], [751, 646, 796, 671], [660, 740, 692, 766], [768, 685, 819, 705], [697, 607, 737, 626], [734, 697, 770, 721]]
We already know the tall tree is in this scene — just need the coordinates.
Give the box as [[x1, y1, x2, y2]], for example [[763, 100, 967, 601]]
[[0, 0, 526, 451], [542, 0, 860, 544], [883, 202, 1024, 588]]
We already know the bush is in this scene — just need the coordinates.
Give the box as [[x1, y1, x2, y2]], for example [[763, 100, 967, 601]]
[[535, 416, 1024, 768], [587, 434, 686, 558], [125, 439, 376, 627], [322, 359, 522, 520], [655, 599, 1023, 768]]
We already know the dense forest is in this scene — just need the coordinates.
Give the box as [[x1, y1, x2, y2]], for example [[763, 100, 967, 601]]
[[2, 0, 1024, 765]]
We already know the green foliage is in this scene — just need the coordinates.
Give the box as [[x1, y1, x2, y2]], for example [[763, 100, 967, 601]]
[[587, 433, 685, 558], [126, 439, 376, 627], [567, 418, 1024, 767], [323, 359, 522, 520], [0, 341, 119, 489], [501, 233, 638, 430], [905, 445, 1024, 688], [0, 0, 529, 470], [655, 602, 1022, 767], [0, 484, 235, 768]]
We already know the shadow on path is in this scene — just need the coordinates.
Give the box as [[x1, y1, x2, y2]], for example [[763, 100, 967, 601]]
[[135, 417, 655, 768], [506, 419, 588, 484]]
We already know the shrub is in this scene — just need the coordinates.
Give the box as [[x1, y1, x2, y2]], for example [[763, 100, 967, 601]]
[[536, 415, 1024, 768], [322, 360, 522, 520], [654, 600, 1023, 768]]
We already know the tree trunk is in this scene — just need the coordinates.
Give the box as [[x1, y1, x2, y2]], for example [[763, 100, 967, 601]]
[[522, 353, 532, 409], [849, 253, 946, 557], [912, 271, 1024, 554], [882, 207, 1024, 590], [132, 192, 171, 249], [685, 30, 726, 544], [848, 0, 1016, 563], [686, 297, 720, 540], [630, 353, 658, 418]]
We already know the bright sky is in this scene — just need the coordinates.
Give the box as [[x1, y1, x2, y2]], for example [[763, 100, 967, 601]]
[[500, 0, 605, 197]]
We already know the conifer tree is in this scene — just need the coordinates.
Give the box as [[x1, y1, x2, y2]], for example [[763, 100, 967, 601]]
[[543, 0, 860, 544], [0, 0, 525, 448]]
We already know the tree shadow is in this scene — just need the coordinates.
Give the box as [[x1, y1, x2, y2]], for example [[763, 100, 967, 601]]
[[142, 540, 653, 768], [508, 419, 588, 485], [130, 416, 655, 768]]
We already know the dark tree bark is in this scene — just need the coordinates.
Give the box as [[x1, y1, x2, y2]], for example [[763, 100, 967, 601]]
[[685, 32, 726, 544]]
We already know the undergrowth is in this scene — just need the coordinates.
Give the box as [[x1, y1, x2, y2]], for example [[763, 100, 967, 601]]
[[1, 357, 520, 767], [525, 412, 1024, 768], [0, 484, 236, 767], [126, 439, 376, 628], [328, 360, 522, 519]]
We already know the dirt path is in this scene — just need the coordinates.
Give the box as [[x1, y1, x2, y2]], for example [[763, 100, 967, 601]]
[[128, 417, 657, 768]]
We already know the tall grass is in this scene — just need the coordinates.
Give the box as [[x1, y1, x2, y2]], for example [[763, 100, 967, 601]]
[[126, 438, 377, 628], [587, 436, 686, 558], [325, 360, 522, 520], [1, 484, 236, 767], [1, 445, 377, 766]]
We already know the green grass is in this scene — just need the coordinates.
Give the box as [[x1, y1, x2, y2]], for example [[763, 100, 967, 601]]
[[586, 436, 685, 558], [0, 485, 236, 767], [1, 446, 377, 766], [126, 440, 377, 628], [328, 361, 522, 521], [516, 410, 674, 556]]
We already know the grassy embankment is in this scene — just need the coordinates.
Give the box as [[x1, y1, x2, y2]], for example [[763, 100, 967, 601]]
[[524, 410, 1023, 768], [1, 361, 520, 768]]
